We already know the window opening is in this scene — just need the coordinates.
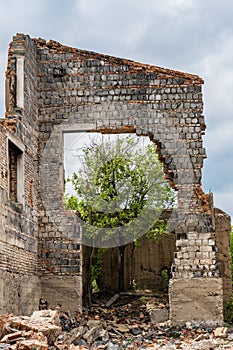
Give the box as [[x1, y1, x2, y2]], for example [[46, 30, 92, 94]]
[[8, 139, 24, 204]]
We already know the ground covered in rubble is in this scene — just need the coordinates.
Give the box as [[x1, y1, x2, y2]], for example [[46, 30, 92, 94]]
[[1, 291, 233, 349]]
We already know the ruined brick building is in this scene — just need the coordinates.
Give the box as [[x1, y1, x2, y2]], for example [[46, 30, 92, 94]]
[[0, 33, 231, 325]]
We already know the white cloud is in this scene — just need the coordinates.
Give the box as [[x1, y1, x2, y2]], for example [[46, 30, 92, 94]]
[[214, 187, 233, 221], [204, 121, 233, 154], [200, 35, 233, 126]]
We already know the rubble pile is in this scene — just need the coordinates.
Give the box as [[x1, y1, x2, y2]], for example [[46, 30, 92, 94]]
[[0, 293, 233, 349], [58, 311, 233, 350], [0, 309, 61, 349]]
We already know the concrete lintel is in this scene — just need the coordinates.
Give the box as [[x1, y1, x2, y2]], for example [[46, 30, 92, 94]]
[[16, 56, 24, 109]]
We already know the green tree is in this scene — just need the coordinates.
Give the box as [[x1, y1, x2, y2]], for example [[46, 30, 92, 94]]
[[65, 135, 175, 297]]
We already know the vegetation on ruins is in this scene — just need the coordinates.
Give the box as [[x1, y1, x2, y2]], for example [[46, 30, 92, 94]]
[[65, 135, 175, 300]]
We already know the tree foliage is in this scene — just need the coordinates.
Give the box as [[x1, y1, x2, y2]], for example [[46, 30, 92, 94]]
[[65, 135, 175, 246]]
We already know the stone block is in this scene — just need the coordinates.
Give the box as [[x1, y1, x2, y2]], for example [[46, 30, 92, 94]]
[[31, 309, 60, 326], [149, 308, 169, 324], [169, 277, 224, 325]]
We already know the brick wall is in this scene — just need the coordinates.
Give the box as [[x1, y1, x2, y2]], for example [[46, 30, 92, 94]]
[[0, 34, 40, 314], [96, 233, 176, 292], [33, 36, 216, 281]]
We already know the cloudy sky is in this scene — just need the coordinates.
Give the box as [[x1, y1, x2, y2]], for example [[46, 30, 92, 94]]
[[0, 0, 232, 220]]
